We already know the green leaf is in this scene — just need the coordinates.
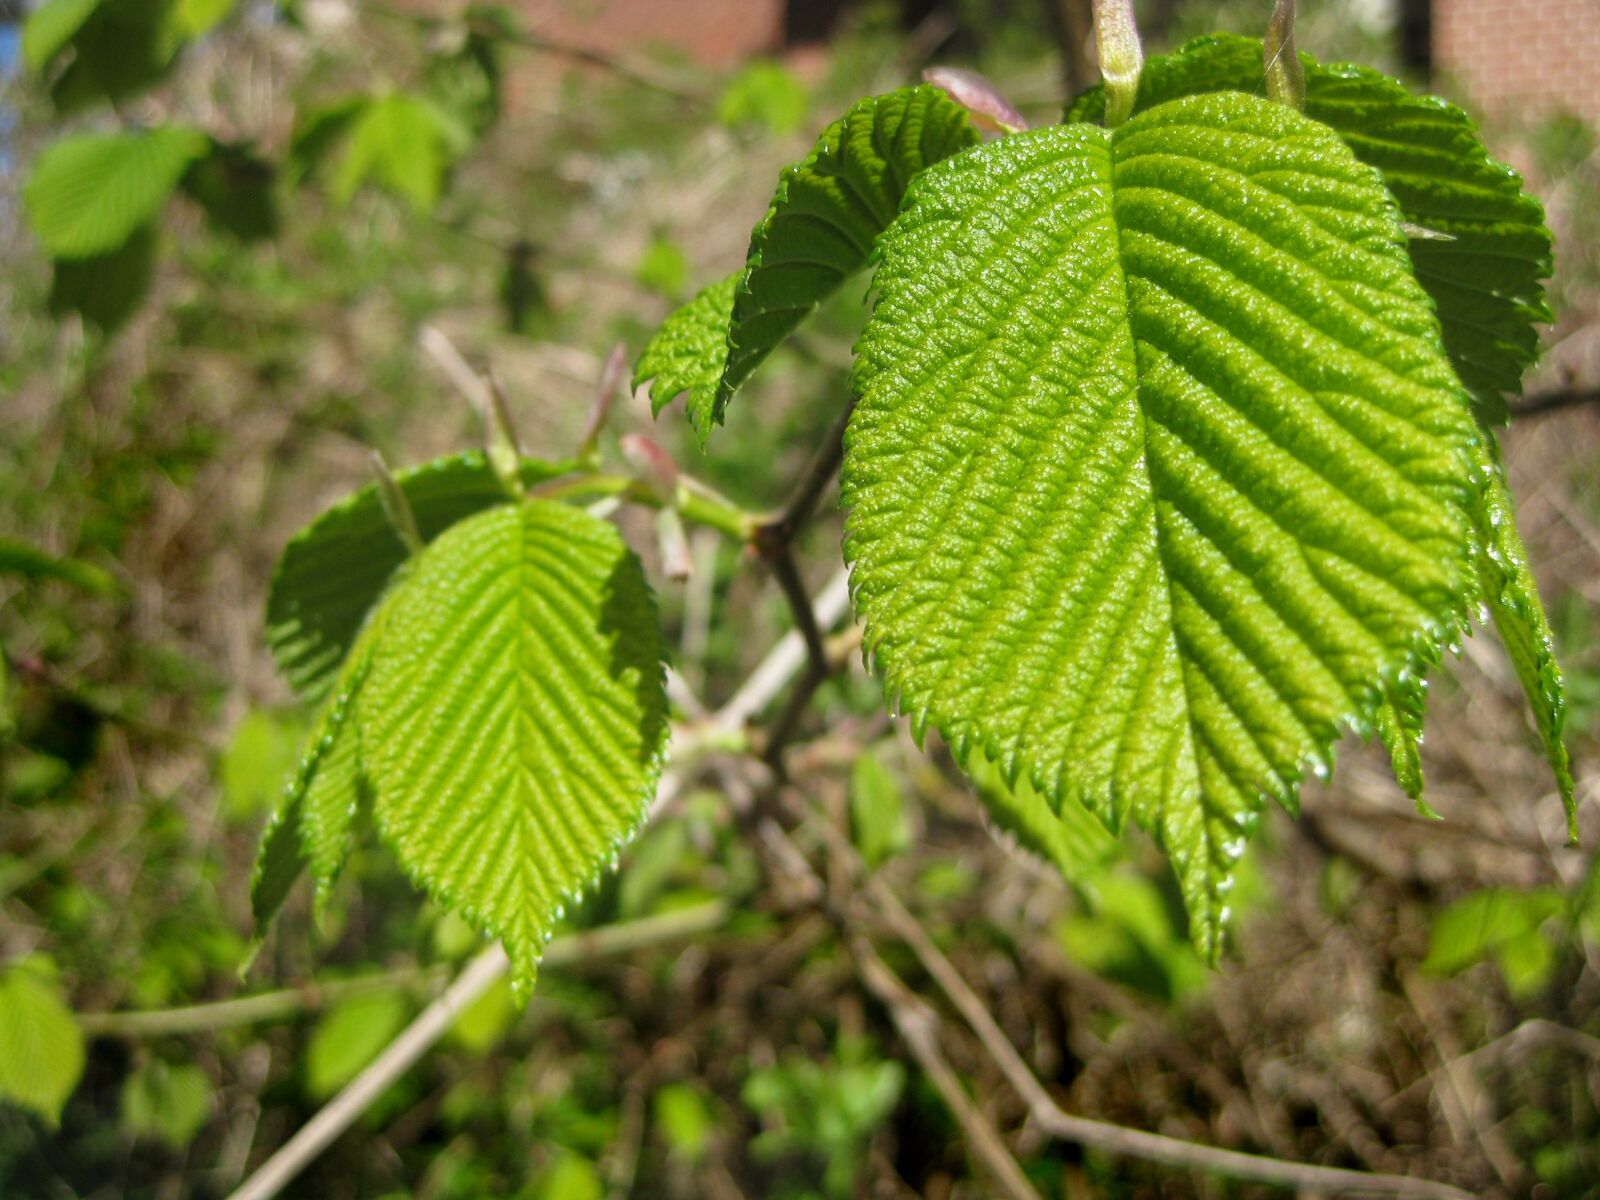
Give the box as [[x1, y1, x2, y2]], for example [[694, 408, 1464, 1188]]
[[633, 273, 738, 418], [717, 60, 808, 135], [250, 590, 393, 932], [266, 452, 572, 703], [1375, 674, 1435, 818], [120, 1060, 212, 1147], [220, 709, 308, 821], [1470, 439, 1576, 838], [1055, 870, 1208, 1001], [654, 1082, 715, 1162], [1066, 34, 1551, 424], [44, 0, 187, 114], [964, 753, 1118, 885], [305, 988, 408, 1098], [330, 92, 472, 213], [1423, 887, 1563, 978], [534, 1152, 604, 1200], [447, 976, 515, 1053], [0, 957, 85, 1126], [47, 222, 158, 333], [172, 0, 235, 38], [844, 92, 1479, 957], [849, 752, 909, 869], [358, 500, 669, 994], [22, 0, 102, 70], [668, 86, 980, 442], [0, 536, 118, 595], [25, 126, 208, 259], [181, 140, 280, 242]]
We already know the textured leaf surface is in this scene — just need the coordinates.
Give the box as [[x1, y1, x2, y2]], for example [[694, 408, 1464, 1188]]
[[633, 272, 738, 418], [1376, 675, 1433, 817], [1066, 34, 1551, 424], [662, 86, 979, 441], [24, 126, 207, 258], [844, 92, 1478, 955], [359, 500, 668, 993], [266, 452, 572, 703], [0, 958, 84, 1126], [1470, 440, 1576, 837]]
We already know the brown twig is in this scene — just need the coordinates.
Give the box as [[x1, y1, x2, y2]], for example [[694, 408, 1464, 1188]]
[[782, 789, 1478, 1200], [753, 399, 854, 555], [849, 938, 1046, 1200], [752, 400, 857, 766], [1511, 387, 1600, 419]]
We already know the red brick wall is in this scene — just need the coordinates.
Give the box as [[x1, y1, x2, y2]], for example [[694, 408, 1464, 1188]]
[[393, 0, 785, 67], [519, 0, 784, 67], [1434, 0, 1600, 122]]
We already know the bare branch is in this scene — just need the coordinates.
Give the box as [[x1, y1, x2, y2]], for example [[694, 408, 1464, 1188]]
[[849, 938, 1044, 1200], [787, 790, 1477, 1200]]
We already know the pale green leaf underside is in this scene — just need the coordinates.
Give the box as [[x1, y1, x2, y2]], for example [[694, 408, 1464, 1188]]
[[0, 960, 85, 1126], [1066, 34, 1551, 425], [636, 86, 979, 442], [267, 452, 574, 703], [250, 587, 394, 931], [964, 753, 1118, 885], [1470, 439, 1576, 838], [844, 92, 1478, 957], [633, 272, 738, 418], [24, 125, 208, 258], [359, 500, 668, 993]]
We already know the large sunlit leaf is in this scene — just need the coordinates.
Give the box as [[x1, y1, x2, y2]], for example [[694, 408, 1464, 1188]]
[[1066, 34, 1551, 424], [24, 125, 207, 258], [358, 500, 669, 993], [640, 86, 979, 442], [0, 957, 85, 1127], [266, 452, 572, 703], [844, 92, 1479, 956]]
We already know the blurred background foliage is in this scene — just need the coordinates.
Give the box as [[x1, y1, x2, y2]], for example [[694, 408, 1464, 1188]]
[[0, 1, 1597, 1197]]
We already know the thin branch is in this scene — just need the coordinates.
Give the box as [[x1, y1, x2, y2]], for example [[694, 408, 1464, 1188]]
[[786, 790, 1477, 1200], [720, 570, 852, 731], [767, 547, 829, 673], [1511, 387, 1600, 419], [849, 938, 1044, 1200], [753, 398, 854, 554], [83, 902, 727, 1040]]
